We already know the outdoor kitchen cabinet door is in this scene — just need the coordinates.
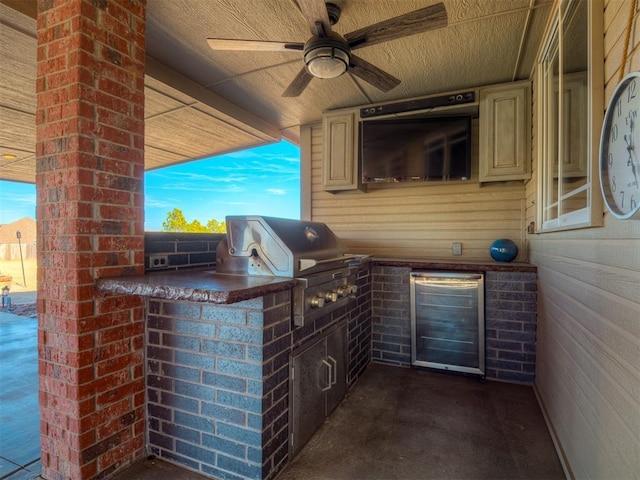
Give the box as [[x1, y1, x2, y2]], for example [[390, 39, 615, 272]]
[[322, 109, 363, 192], [290, 323, 347, 455], [479, 80, 531, 182], [325, 324, 347, 414]]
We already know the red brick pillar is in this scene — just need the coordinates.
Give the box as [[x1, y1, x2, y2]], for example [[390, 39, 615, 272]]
[[35, 1, 147, 478]]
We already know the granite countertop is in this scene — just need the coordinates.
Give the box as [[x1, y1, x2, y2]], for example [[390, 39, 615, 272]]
[[372, 257, 537, 272], [96, 257, 535, 305], [95, 268, 296, 304]]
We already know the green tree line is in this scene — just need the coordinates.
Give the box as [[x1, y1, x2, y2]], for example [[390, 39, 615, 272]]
[[162, 208, 226, 233]]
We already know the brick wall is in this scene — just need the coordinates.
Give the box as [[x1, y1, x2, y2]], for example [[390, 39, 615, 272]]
[[348, 265, 372, 385], [371, 266, 538, 384], [146, 292, 291, 480], [144, 232, 224, 271], [485, 271, 537, 383], [35, 0, 147, 478], [371, 266, 412, 366]]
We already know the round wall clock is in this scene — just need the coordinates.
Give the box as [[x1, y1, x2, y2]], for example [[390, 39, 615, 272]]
[[599, 71, 640, 220]]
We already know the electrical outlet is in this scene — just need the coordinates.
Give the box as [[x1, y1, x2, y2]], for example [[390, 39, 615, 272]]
[[148, 255, 169, 269], [452, 242, 462, 256]]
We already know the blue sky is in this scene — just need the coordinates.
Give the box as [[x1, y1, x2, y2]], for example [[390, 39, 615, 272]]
[[0, 140, 301, 230]]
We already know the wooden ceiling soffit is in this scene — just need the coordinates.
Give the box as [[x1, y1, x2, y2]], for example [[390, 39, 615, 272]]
[[280, 125, 302, 146], [146, 108, 265, 156], [145, 57, 282, 143]]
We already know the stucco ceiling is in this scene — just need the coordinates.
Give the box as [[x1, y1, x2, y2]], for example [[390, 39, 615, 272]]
[[0, 0, 553, 184]]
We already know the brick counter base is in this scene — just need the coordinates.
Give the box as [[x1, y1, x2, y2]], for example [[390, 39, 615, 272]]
[[371, 266, 537, 384], [146, 293, 291, 480], [484, 271, 537, 383]]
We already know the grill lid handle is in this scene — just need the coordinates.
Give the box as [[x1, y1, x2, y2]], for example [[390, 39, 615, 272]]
[[298, 254, 362, 272]]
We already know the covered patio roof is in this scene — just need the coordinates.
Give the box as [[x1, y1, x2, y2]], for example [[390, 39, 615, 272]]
[[1, 0, 553, 184]]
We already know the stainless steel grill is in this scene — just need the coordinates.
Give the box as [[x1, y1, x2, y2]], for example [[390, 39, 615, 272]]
[[216, 216, 364, 326]]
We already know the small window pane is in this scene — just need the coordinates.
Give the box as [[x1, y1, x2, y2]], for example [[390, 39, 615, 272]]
[[543, 44, 560, 225], [560, 0, 588, 213], [537, 0, 601, 231]]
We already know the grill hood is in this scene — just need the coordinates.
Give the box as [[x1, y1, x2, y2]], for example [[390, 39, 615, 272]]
[[216, 216, 358, 277]]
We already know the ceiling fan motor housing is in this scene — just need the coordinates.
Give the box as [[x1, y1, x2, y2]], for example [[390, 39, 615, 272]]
[[303, 31, 351, 78], [326, 3, 341, 25]]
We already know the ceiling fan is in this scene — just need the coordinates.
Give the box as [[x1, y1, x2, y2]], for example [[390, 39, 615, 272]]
[[207, 0, 448, 97]]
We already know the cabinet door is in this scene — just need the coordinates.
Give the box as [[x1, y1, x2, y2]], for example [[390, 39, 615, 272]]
[[322, 110, 361, 191], [479, 81, 531, 182], [325, 323, 347, 414], [290, 337, 329, 455]]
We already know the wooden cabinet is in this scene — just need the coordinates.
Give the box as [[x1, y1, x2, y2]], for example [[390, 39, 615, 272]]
[[322, 109, 362, 192], [479, 81, 531, 182], [290, 323, 347, 456]]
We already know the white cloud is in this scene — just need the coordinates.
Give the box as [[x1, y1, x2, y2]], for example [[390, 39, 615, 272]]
[[144, 196, 174, 208], [267, 188, 286, 195]]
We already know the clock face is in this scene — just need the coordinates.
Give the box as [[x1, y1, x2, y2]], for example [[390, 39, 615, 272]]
[[600, 72, 640, 219]]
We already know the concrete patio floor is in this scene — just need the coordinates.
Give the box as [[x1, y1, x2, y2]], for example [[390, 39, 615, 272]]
[[1, 295, 565, 480], [0, 306, 40, 480]]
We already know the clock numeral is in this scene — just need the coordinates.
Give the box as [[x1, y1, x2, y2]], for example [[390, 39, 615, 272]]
[[620, 190, 625, 208], [612, 176, 617, 193], [626, 109, 638, 125], [617, 99, 622, 117], [608, 152, 613, 168], [631, 195, 637, 211], [628, 79, 637, 103], [611, 124, 619, 142]]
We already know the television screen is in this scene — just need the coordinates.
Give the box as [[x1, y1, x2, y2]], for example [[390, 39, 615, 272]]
[[360, 116, 472, 184]]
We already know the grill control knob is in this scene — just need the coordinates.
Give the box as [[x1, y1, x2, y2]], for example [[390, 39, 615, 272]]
[[324, 291, 338, 303], [336, 286, 349, 297], [309, 296, 325, 308]]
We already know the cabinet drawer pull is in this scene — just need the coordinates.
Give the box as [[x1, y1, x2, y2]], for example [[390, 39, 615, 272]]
[[320, 359, 332, 392], [327, 355, 338, 386]]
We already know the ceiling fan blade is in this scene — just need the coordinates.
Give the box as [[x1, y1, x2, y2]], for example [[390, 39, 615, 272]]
[[282, 67, 315, 97], [207, 38, 304, 52], [345, 2, 448, 49], [295, 0, 332, 36], [349, 54, 401, 93]]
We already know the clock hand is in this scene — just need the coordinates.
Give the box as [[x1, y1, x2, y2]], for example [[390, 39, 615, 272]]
[[629, 116, 640, 187], [629, 158, 639, 188]]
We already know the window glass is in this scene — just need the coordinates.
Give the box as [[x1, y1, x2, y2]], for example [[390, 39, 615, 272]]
[[537, 0, 602, 231]]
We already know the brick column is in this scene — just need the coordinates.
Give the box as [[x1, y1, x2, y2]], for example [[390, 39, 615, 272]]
[[36, 1, 147, 478]]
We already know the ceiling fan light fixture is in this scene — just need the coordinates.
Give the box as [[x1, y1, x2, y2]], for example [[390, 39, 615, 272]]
[[303, 32, 351, 79], [304, 46, 349, 78]]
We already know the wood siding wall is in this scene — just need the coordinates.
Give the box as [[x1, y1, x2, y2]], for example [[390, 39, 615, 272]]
[[526, 1, 640, 478], [307, 120, 529, 261]]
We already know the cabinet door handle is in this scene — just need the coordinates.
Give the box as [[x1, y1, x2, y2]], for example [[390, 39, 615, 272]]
[[320, 359, 332, 392], [327, 355, 337, 386]]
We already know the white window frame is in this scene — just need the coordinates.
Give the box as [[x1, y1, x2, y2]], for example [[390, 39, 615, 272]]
[[535, 0, 603, 232]]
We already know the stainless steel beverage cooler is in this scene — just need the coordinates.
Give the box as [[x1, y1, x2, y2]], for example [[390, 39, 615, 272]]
[[410, 271, 485, 376]]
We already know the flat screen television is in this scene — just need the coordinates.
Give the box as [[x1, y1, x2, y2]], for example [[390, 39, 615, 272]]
[[360, 115, 472, 184]]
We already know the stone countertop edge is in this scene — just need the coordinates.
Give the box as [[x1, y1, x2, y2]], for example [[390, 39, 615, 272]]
[[95, 268, 297, 304], [372, 257, 537, 272], [95, 258, 536, 305]]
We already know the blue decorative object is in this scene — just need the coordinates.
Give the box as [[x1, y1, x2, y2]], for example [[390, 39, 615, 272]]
[[490, 239, 518, 262]]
